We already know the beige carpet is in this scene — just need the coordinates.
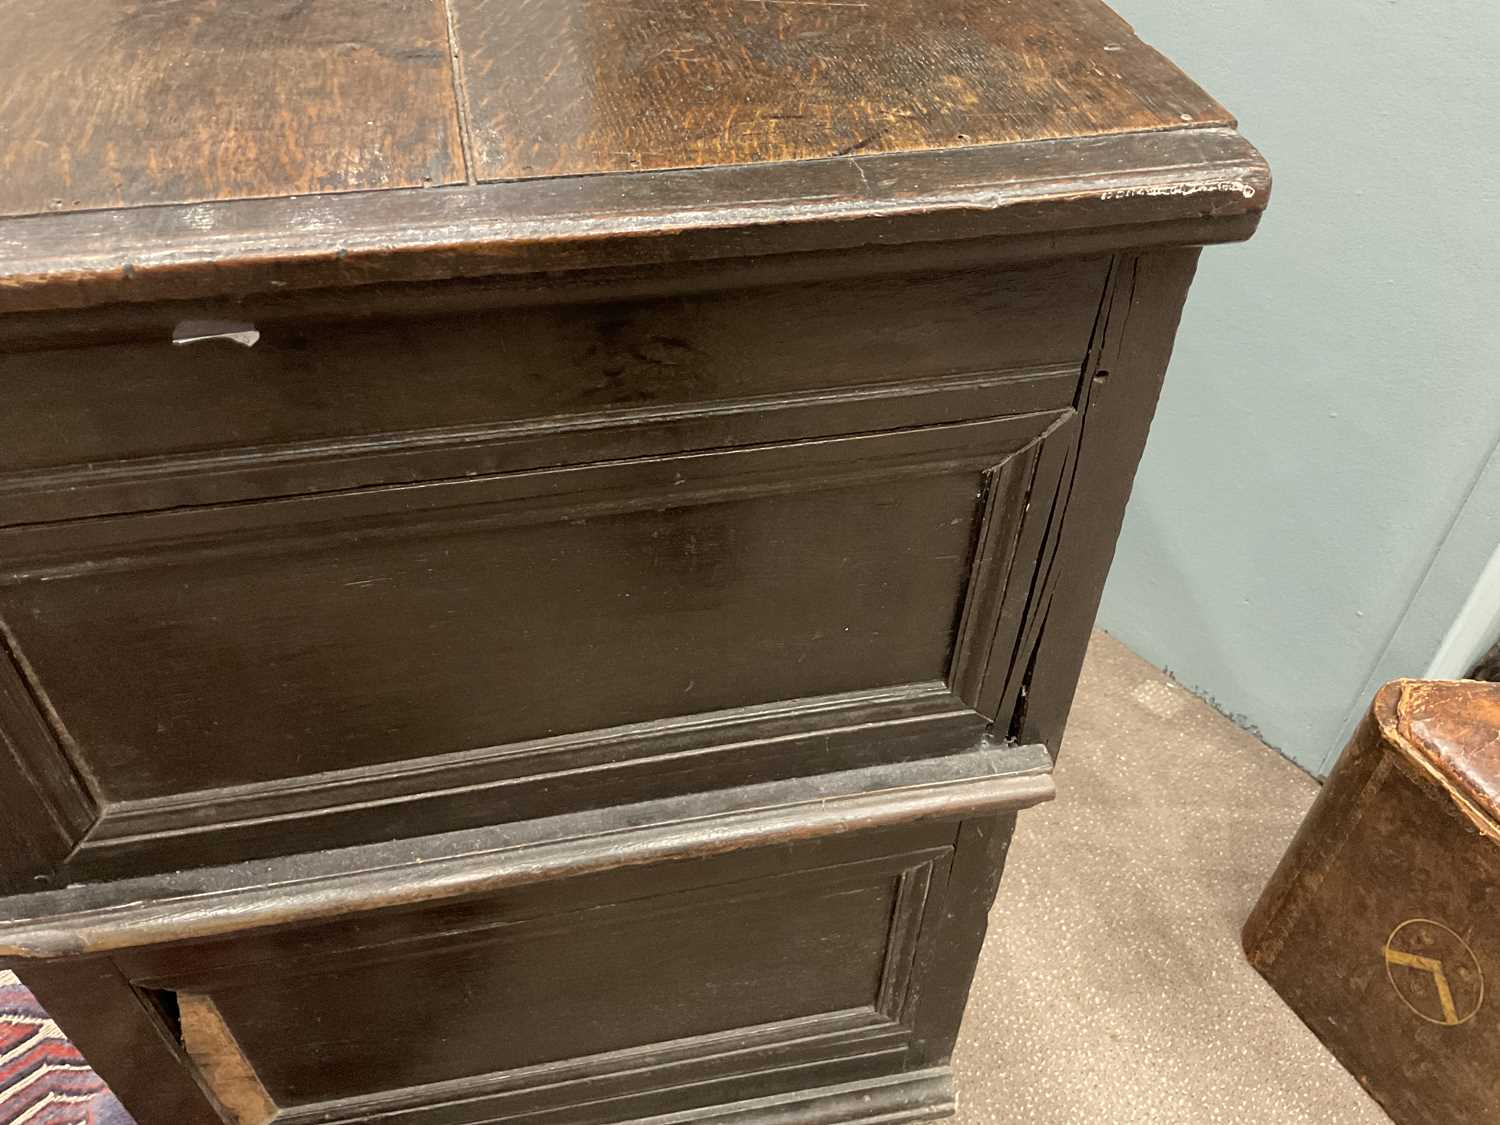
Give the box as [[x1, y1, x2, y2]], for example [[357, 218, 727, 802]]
[[952, 632, 1392, 1124]]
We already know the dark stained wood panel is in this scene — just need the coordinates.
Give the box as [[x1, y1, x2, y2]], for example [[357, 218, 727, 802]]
[[0, 0, 467, 219], [0, 452, 994, 801], [207, 871, 899, 1104], [0, 258, 1103, 483], [449, 0, 1233, 181]]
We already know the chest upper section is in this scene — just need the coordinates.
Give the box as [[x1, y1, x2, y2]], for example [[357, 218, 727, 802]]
[[0, 0, 1231, 219]]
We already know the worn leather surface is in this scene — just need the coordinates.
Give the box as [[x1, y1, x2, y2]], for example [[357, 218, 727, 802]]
[[1378, 679, 1500, 838]]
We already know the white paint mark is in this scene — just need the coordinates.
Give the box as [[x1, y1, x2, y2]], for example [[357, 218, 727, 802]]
[[182, 205, 217, 232], [1101, 180, 1257, 201], [172, 320, 260, 348]]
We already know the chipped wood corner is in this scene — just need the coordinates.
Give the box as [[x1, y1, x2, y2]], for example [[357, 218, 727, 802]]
[[178, 992, 279, 1125]]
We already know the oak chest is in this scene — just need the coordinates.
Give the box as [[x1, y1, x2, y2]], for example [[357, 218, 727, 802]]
[[0, 2, 1267, 1121]]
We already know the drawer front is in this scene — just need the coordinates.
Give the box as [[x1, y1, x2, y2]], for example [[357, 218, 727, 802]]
[[5, 750, 1051, 1125], [0, 257, 1106, 523], [122, 829, 959, 1125], [158, 851, 935, 1117]]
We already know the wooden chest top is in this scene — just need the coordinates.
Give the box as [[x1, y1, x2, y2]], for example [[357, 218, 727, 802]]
[[0, 0, 1267, 313]]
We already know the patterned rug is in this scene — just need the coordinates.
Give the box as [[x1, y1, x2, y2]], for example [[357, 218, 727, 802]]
[[0, 971, 132, 1125]]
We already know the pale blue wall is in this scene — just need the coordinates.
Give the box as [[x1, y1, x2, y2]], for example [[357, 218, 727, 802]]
[[1098, 0, 1500, 774]]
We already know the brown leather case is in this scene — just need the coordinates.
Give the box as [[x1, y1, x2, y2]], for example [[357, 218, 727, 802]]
[[1244, 679, 1500, 1125]]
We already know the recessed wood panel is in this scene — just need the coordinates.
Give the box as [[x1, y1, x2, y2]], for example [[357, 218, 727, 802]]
[[449, 0, 1230, 181], [0, 0, 466, 219], [0, 419, 1054, 805], [203, 868, 904, 1105], [8, 478, 967, 798]]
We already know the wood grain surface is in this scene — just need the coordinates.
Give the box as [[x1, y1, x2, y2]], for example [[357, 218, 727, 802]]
[[0, 127, 1268, 316], [0, 0, 1231, 218], [449, 0, 1232, 181], [0, 0, 1266, 312], [0, 0, 466, 218]]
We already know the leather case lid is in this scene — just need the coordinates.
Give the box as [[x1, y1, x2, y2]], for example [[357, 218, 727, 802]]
[[1377, 679, 1500, 840]]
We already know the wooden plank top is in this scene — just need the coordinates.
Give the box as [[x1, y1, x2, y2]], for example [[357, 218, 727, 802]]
[[450, 0, 1233, 181], [0, 0, 466, 219], [0, 0, 1268, 313]]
